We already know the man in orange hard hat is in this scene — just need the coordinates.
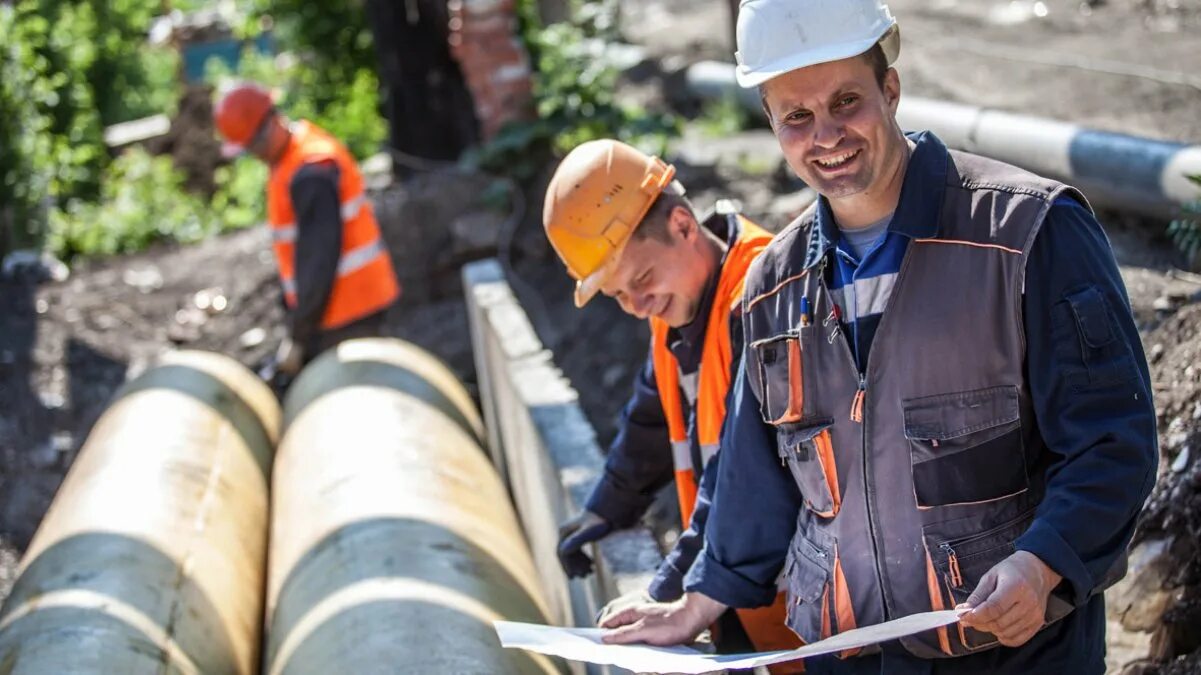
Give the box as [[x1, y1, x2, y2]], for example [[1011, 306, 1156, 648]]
[[544, 138, 802, 668], [214, 82, 400, 376]]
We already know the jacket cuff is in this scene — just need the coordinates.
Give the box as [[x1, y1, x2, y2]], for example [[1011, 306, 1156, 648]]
[[683, 549, 777, 609], [1015, 519, 1094, 607], [584, 477, 649, 528], [648, 559, 686, 602]]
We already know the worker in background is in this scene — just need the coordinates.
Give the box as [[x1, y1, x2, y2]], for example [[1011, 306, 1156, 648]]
[[543, 138, 802, 667], [600, 1, 1158, 673], [213, 82, 400, 377]]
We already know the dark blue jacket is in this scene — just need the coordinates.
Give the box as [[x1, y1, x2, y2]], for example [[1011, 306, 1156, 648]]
[[584, 212, 744, 602]]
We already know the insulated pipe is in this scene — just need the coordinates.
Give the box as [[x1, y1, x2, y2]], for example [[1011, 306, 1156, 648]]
[[265, 338, 561, 675], [0, 351, 279, 674], [685, 60, 1201, 219]]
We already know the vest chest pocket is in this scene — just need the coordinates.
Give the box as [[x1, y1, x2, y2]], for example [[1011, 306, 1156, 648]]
[[777, 421, 840, 518], [902, 385, 1027, 509], [749, 333, 804, 425]]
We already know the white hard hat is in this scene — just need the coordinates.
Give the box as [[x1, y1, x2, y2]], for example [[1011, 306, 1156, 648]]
[[734, 0, 901, 88]]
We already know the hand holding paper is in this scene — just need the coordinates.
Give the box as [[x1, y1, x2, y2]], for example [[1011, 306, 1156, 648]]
[[495, 608, 968, 674]]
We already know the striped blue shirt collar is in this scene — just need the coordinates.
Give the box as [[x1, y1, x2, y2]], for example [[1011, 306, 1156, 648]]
[[801, 130, 949, 270]]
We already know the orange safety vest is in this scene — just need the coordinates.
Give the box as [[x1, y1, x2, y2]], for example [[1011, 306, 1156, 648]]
[[267, 120, 400, 330], [649, 214, 803, 669]]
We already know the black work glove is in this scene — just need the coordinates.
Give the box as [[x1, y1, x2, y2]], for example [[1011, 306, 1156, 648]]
[[556, 510, 613, 578]]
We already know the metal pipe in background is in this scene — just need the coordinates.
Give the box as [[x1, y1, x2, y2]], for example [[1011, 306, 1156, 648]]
[[685, 60, 1201, 220], [0, 351, 280, 674], [265, 338, 561, 675]]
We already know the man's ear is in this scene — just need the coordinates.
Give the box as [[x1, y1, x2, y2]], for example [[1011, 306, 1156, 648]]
[[883, 67, 901, 114], [669, 206, 697, 242]]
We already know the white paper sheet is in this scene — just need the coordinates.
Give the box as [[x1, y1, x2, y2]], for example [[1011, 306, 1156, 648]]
[[495, 609, 968, 674]]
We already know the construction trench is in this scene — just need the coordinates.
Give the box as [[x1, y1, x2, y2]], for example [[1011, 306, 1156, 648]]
[[2, 1, 1201, 672], [0, 271, 661, 674]]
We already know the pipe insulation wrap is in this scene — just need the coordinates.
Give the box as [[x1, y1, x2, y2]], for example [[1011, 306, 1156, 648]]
[[265, 338, 560, 675], [0, 350, 280, 674]]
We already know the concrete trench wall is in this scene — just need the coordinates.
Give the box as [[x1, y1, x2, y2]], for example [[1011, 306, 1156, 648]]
[[464, 259, 664, 674]]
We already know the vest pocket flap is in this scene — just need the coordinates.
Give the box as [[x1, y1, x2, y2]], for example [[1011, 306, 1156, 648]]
[[902, 385, 1020, 441], [776, 420, 834, 448], [1066, 286, 1116, 348], [776, 420, 840, 518]]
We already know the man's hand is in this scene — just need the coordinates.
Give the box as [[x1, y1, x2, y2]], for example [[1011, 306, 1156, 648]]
[[556, 510, 612, 578], [275, 337, 305, 376], [597, 588, 655, 626], [600, 592, 726, 646], [957, 550, 1062, 647]]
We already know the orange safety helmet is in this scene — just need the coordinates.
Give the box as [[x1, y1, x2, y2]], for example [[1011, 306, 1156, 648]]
[[543, 139, 676, 307], [213, 82, 275, 158]]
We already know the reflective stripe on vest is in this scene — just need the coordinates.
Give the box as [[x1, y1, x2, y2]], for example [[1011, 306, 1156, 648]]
[[271, 193, 367, 243], [266, 120, 400, 330], [278, 238, 389, 298], [650, 214, 773, 526]]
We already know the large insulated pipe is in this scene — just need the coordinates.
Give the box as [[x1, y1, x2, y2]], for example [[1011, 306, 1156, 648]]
[[0, 351, 279, 674], [265, 338, 561, 675], [685, 60, 1201, 219]]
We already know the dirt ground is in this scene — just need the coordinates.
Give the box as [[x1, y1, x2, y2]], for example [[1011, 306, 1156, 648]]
[[2, 0, 1201, 670]]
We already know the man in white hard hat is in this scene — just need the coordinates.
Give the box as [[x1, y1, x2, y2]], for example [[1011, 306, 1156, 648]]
[[599, 1, 1157, 672]]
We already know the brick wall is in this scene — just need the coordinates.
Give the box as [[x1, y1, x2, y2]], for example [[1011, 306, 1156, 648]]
[[448, 0, 535, 141]]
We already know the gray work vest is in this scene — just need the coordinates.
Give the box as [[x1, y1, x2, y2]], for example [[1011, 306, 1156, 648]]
[[741, 148, 1105, 659]]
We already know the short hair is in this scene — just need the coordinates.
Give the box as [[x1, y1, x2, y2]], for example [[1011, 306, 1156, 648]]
[[633, 181, 693, 244], [758, 43, 891, 118], [862, 43, 888, 89]]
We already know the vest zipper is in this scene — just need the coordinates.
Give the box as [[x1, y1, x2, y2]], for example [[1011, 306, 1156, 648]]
[[823, 272, 890, 621], [940, 543, 964, 589], [850, 377, 865, 423]]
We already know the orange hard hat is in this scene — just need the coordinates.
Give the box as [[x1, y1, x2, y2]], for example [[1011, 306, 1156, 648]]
[[213, 82, 275, 158], [543, 139, 676, 308]]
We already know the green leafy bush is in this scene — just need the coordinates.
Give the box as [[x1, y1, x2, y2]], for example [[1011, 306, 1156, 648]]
[[1168, 174, 1201, 269], [0, 0, 180, 254], [48, 148, 215, 258], [210, 159, 268, 233], [47, 148, 266, 260]]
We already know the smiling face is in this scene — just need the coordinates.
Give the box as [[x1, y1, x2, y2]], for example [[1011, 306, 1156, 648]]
[[761, 53, 908, 220], [599, 205, 718, 328]]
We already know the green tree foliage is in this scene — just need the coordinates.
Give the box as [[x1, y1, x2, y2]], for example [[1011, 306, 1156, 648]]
[[232, 0, 385, 159], [90, 0, 180, 125], [0, 0, 178, 254], [48, 148, 266, 259]]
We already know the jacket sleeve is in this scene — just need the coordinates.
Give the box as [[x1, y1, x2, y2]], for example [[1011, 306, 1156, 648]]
[[584, 348, 675, 528], [288, 160, 343, 352], [683, 357, 802, 608], [648, 307, 746, 601], [649, 448, 718, 601], [1014, 198, 1159, 607]]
